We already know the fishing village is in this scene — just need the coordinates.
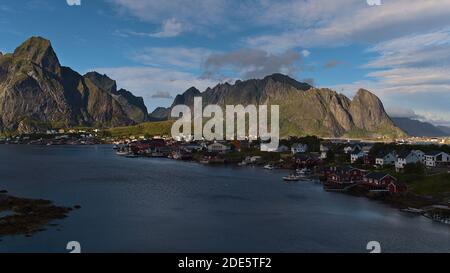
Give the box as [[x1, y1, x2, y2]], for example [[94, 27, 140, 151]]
[[1, 130, 450, 226]]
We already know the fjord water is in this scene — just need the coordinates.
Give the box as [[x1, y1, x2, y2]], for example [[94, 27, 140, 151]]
[[0, 145, 448, 253]]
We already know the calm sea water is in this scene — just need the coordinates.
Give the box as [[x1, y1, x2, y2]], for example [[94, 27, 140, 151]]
[[0, 145, 448, 253]]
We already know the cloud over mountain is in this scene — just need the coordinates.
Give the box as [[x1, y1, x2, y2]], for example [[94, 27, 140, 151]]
[[201, 48, 302, 80]]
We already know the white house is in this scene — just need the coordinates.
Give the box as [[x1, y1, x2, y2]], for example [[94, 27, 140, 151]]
[[424, 151, 450, 167], [350, 148, 365, 163], [343, 146, 353, 154], [208, 142, 230, 153], [291, 143, 308, 154], [395, 150, 424, 172], [320, 144, 329, 159], [375, 151, 396, 166], [344, 144, 362, 154]]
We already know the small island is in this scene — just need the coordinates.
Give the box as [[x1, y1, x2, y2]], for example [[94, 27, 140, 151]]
[[0, 190, 73, 237]]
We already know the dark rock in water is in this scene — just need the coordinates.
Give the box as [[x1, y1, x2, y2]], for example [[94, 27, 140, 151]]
[[0, 193, 71, 236], [0, 36, 148, 134], [0, 190, 8, 194], [74, 205, 81, 209]]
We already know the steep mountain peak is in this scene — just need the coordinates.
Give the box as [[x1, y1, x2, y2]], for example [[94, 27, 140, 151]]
[[170, 87, 201, 108], [151, 74, 405, 138], [13, 36, 61, 75], [184, 86, 201, 95], [354, 88, 378, 99], [349, 88, 404, 136], [0, 37, 149, 133], [263, 73, 312, 90], [84, 71, 117, 93]]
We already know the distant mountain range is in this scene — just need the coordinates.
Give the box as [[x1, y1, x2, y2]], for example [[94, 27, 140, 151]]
[[391, 117, 450, 137], [150, 74, 405, 138], [0, 37, 148, 133], [1, 37, 408, 138]]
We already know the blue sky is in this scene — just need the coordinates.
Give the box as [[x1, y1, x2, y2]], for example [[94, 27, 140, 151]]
[[1, 0, 450, 126]]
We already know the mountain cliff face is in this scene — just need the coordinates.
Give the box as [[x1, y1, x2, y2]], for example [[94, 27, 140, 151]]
[[151, 74, 405, 138], [0, 37, 148, 133]]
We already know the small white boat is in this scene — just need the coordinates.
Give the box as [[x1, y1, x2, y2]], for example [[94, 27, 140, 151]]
[[283, 174, 301, 182], [296, 168, 312, 176], [264, 164, 274, 170], [116, 151, 129, 156]]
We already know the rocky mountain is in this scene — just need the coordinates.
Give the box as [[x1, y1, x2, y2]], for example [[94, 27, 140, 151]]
[[0, 37, 148, 133], [392, 117, 450, 137], [437, 126, 450, 135], [150, 73, 405, 138]]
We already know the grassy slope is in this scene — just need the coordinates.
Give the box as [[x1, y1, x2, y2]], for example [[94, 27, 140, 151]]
[[408, 173, 450, 197], [106, 120, 174, 137]]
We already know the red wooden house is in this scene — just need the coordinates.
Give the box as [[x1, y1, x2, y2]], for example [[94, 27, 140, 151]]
[[293, 153, 322, 167], [363, 172, 397, 191], [326, 166, 367, 185], [387, 181, 408, 194]]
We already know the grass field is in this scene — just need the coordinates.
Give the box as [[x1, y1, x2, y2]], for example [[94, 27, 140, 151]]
[[106, 120, 174, 137]]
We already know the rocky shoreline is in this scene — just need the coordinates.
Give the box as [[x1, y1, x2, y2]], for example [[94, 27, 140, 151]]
[[0, 190, 77, 237]]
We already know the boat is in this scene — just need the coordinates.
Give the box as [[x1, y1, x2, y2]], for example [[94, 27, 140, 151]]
[[296, 168, 312, 177], [116, 150, 129, 156], [264, 164, 274, 170], [283, 174, 301, 182]]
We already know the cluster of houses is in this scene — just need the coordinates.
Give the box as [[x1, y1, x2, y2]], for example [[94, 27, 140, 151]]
[[346, 144, 450, 172], [123, 139, 252, 162], [320, 142, 450, 194], [323, 165, 407, 194]]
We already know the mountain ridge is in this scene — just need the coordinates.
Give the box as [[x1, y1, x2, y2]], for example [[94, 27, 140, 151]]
[[392, 117, 450, 137], [0, 36, 148, 133], [150, 74, 405, 138]]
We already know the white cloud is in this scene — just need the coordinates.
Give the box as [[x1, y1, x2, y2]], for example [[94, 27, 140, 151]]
[[150, 18, 183, 38], [131, 47, 213, 69], [201, 48, 303, 80], [151, 91, 173, 99], [301, 50, 311, 58], [245, 0, 450, 51], [66, 0, 81, 6], [109, 0, 229, 32]]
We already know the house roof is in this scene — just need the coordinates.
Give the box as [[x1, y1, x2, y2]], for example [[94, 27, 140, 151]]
[[425, 151, 444, 156], [365, 172, 396, 181], [397, 150, 411, 159], [376, 151, 393, 158]]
